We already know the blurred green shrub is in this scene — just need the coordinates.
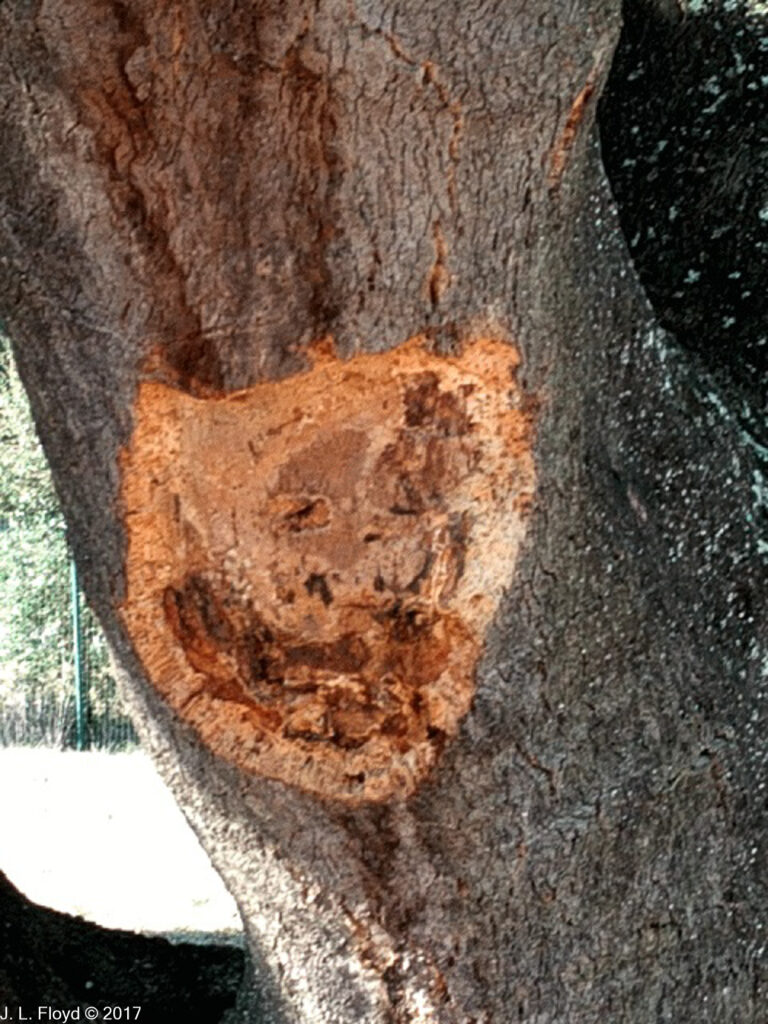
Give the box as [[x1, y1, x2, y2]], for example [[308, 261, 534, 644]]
[[0, 334, 136, 749]]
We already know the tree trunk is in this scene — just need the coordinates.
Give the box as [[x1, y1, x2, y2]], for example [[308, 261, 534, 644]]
[[1, 1, 765, 1021]]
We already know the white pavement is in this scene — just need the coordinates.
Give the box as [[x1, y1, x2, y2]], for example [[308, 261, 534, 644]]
[[0, 747, 242, 941]]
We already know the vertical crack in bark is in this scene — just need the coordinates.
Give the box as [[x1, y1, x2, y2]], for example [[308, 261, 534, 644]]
[[426, 221, 451, 308], [548, 77, 596, 189], [41, 3, 353, 393], [52, 2, 224, 390], [420, 60, 464, 218], [548, 34, 615, 191]]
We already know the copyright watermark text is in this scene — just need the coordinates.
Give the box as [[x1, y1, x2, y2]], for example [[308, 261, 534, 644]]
[[0, 1008, 141, 1022]]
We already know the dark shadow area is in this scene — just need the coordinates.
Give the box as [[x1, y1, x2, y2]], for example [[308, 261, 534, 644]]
[[0, 871, 243, 1023], [599, 0, 768, 418]]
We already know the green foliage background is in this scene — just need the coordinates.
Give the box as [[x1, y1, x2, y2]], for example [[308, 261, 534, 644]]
[[0, 333, 136, 748]]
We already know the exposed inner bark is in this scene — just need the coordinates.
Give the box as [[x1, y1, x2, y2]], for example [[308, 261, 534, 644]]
[[120, 335, 536, 803]]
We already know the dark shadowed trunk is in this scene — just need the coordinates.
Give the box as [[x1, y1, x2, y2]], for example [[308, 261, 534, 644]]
[[0, 871, 243, 1020], [1, 1, 766, 1021]]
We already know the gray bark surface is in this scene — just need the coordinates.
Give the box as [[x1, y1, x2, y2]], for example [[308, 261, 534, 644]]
[[0, 1, 766, 1021]]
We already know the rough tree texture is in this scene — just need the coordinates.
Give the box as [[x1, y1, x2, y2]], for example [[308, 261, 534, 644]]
[[0, 1, 766, 1022], [601, 0, 768, 412]]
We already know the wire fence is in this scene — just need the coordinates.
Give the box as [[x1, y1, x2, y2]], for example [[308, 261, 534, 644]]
[[0, 556, 138, 751], [0, 332, 137, 751]]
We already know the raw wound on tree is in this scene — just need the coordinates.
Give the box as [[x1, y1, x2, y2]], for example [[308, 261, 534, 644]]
[[119, 335, 536, 804]]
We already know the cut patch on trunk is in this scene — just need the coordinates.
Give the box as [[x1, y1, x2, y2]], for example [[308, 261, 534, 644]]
[[119, 336, 536, 803]]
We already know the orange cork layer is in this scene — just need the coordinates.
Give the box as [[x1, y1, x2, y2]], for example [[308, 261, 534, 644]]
[[119, 336, 536, 804]]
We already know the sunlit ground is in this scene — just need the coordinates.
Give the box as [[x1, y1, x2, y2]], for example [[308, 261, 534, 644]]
[[0, 746, 243, 944]]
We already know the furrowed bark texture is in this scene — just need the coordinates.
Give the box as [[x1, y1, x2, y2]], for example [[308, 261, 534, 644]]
[[1, 1, 766, 1021]]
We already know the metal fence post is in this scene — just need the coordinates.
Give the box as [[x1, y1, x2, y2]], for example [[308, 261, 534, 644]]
[[70, 556, 90, 750]]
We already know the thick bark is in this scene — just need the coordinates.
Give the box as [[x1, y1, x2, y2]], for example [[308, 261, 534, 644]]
[[1, 2, 766, 1022]]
